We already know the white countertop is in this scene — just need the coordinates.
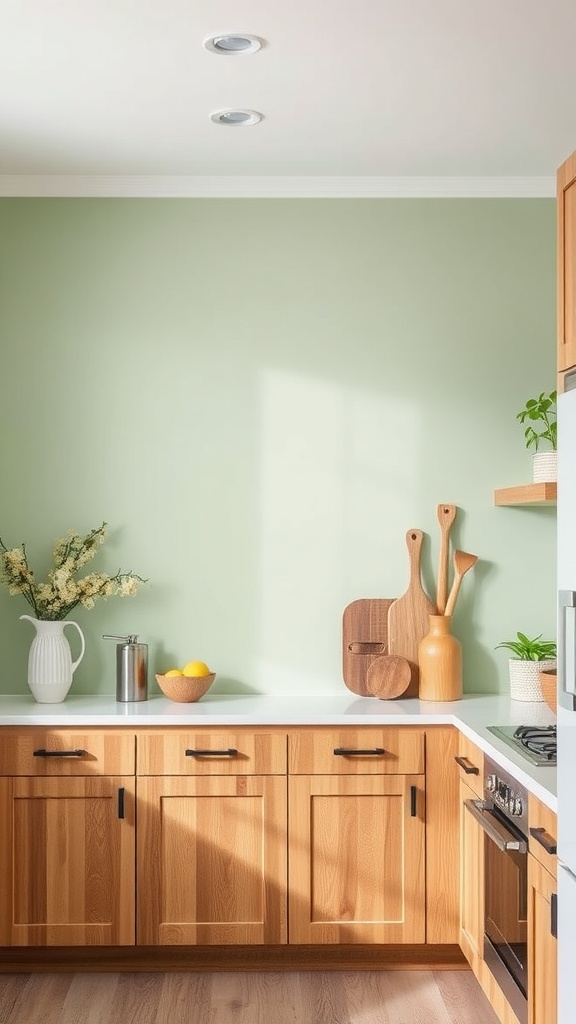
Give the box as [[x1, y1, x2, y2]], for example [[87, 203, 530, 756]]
[[0, 691, 557, 811]]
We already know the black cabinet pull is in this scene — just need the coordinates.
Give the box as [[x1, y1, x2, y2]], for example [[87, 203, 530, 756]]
[[185, 748, 238, 757], [454, 755, 479, 775], [33, 749, 86, 758], [529, 827, 557, 855], [551, 892, 558, 939], [333, 747, 386, 756], [117, 787, 125, 820], [410, 785, 417, 817]]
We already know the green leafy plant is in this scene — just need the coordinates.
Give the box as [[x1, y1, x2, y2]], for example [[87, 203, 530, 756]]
[[0, 522, 146, 621], [516, 390, 557, 452], [495, 632, 556, 661]]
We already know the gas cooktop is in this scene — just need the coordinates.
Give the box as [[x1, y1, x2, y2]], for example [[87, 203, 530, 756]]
[[487, 724, 557, 767]]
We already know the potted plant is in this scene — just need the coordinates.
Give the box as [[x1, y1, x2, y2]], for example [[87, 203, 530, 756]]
[[516, 390, 557, 483], [495, 632, 557, 702]]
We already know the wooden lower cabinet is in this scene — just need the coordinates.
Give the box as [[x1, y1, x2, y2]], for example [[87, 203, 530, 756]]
[[0, 776, 135, 946], [528, 855, 557, 1024], [288, 774, 425, 944], [459, 776, 484, 969], [136, 774, 287, 945]]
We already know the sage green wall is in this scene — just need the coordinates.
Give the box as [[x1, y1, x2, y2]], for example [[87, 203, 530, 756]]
[[0, 198, 556, 698]]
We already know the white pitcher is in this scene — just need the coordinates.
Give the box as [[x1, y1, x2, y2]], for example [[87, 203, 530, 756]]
[[20, 615, 85, 703]]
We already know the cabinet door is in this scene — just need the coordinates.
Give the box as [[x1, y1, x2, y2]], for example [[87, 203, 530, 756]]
[[137, 775, 287, 945], [558, 150, 576, 375], [0, 776, 135, 946], [288, 774, 425, 944], [528, 856, 557, 1024], [459, 777, 484, 968]]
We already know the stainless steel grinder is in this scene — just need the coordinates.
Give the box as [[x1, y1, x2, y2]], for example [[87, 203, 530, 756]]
[[102, 633, 148, 702]]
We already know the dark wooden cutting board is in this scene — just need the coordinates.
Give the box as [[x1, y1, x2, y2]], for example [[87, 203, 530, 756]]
[[342, 598, 410, 699]]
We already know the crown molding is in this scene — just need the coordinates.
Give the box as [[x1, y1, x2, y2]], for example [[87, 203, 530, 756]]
[[0, 175, 555, 198]]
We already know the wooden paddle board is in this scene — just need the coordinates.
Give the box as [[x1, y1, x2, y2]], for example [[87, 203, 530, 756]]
[[387, 528, 436, 697]]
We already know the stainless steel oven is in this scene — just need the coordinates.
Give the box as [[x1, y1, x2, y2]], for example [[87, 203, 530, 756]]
[[464, 756, 528, 1024]]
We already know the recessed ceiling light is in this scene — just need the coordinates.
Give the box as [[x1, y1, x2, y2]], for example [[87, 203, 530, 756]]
[[204, 34, 262, 55], [210, 109, 263, 126]]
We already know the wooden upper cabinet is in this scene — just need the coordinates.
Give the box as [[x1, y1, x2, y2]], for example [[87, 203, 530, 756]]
[[557, 150, 576, 377]]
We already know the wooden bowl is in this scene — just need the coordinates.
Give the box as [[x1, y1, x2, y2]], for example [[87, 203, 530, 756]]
[[538, 669, 557, 715], [155, 672, 215, 703]]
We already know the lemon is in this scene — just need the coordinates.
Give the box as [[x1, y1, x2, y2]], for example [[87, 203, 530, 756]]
[[164, 668, 184, 677], [182, 660, 211, 677]]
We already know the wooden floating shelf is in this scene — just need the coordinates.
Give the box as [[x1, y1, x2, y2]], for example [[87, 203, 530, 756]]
[[493, 482, 557, 507]]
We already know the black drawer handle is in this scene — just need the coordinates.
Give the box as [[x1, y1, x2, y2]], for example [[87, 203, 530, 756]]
[[118, 787, 125, 820], [410, 785, 417, 817], [185, 748, 238, 757], [529, 826, 557, 855], [333, 747, 386, 756], [454, 755, 479, 775], [33, 749, 86, 758], [551, 892, 558, 939]]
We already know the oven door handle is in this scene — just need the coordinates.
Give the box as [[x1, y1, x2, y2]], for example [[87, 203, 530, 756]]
[[464, 799, 528, 853]]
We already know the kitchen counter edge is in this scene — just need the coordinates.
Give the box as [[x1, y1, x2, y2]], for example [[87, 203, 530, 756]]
[[0, 692, 557, 812]]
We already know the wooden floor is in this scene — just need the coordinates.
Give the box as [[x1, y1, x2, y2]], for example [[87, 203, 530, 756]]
[[0, 970, 500, 1023]]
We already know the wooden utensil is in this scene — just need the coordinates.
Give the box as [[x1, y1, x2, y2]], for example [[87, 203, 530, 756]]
[[342, 598, 396, 696], [365, 655, 412, 699], [435, 504, 457, 614], [444, 550, 478, 617], [387, 529, 436, 697]]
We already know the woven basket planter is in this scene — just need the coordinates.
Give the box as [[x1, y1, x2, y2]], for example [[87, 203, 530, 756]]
[[509, 659, 557, 702], [532, 451, 557, 483]]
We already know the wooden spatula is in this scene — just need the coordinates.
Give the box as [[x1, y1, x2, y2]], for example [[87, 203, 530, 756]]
[[436, 504, 457, 614], [387, 529, 436, 697], [444, 550, 478, 617]]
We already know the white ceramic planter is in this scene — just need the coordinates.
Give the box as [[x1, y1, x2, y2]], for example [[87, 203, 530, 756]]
[[532, 451, 557, 483], [509, 658, 557, 702]]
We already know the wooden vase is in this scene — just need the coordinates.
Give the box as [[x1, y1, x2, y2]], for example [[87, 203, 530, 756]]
[[418, 615, 462, 701]]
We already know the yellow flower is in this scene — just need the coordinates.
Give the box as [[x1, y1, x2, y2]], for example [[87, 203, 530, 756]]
[[0, 522, 146, 620]]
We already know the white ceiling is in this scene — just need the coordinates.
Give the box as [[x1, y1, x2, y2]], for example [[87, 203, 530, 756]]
[[1, 0, 576, 195]]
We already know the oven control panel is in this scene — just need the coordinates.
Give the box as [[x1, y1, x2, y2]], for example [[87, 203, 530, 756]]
[[486, 773, 524, 816], [484, 757, 529, 835]]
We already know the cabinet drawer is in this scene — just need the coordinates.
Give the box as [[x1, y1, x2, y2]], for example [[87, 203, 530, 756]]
[[137, 730, 287, 775], [288, 728, 424, 775], [528, 794, 558, 875], [454, 733, 484, 798], [0, 729, 135, 776]]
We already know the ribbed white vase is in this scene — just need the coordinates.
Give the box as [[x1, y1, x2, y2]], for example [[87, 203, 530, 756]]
[[20, 615, 85, 703]]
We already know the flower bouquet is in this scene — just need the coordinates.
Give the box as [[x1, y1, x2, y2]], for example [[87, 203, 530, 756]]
[[0, 521, 145, 620]]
